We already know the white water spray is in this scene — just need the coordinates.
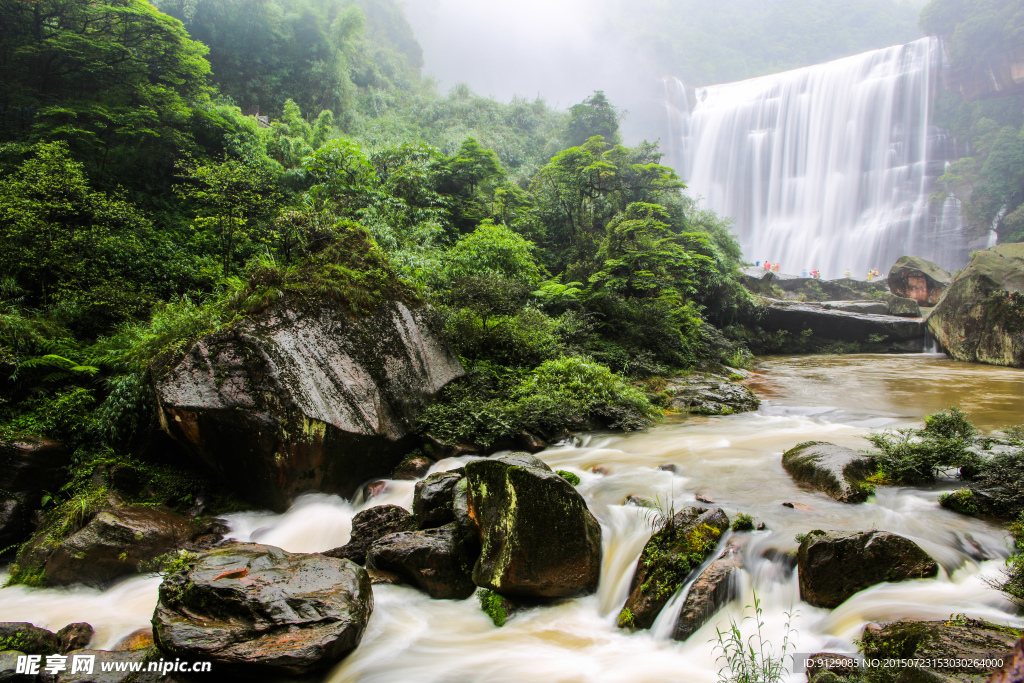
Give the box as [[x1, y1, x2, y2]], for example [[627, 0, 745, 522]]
[[671, 37, 968, 278]]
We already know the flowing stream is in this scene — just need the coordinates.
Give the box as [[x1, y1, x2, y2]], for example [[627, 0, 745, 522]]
[[667, 37, 968, 278], [2, 354, 1023, 682]]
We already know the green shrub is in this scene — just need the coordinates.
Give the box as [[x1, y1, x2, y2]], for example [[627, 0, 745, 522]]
[[556, 470, 581, 486], [731, 513, 755, 531], [865, 408, 981, 484]]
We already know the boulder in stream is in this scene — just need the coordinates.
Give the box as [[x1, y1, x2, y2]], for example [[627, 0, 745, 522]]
[[759, 300, 925, 351], [860, 616, 1019, 683], [781, 441, 875, 503], [366, 523, 476, 599], [797, 530, 938, 608], [414, 470, 465, 529], [672, 544, 742, 642], [465, 453, 602, 598], [153, 299, 465, 511], [322, 504, 416, 565], [0, 623, 59, 655], [618, 507, 730, 630], [888, 255, 952, 306], [663, 374, 760, 415], [153, 543, 372, 675], [56, 623, 94, 654], [926, 243, 1024, 368], [886, 293, 922, 317]]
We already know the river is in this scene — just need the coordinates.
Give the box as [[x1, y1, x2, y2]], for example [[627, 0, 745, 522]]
[[2, 354, 1022, 682]]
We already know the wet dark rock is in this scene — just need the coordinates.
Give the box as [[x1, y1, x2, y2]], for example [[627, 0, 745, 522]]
[[367, 568, 403, 585], [56, 624, 93, 654], [927, 243, 1024, 368], [366, 523, 476, 599], [28, 506, 199, 588], [821, 301, 890, 315], [361, 480, 389, 500], [940, 450, 1024, 520], [153, 543, 372, 675], [695, 495, 715, 504], [672, 544, 742, 642], [782, 441, 875, 503], [663, 374, 759, 415], [760, 300, 925, 350], [111, 628, 153, 652], [466, 453, 602, 598], [392, 453, 433, 480], [624, 495, 656, 508], [990, 635, 1024, 683], [323, 504, 416, 565], [657, 464, 678, 473], [797, 530, 938, 608], [413, 470, 465, 529], [887, 293, 922, 317], [860, 616, 1020, 683], [153, 300, 465, 512], [0, 437, 70, 549], [0, 623, 59, 656], [889, 255, 952, 306], [516, 432, 547, 453], [618, 507, 729, 630]]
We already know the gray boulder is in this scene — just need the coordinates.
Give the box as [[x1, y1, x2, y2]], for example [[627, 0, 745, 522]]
[[366, 523, 476, 599], [466, 454, 602, 598], [664, 375, 760, 415], [797, 530, 938, 608], [56, 623, 93, 654], [888, 255, 952, 306], [781, 442, 874, 503], [154, 300, 465, 511], [822, 301, 890, 315], [886, 293, 922, 317], [0, 623, 59, 655], [618, 507, 730, 630], [322, 504, 416, 565], [672, 544, 742, 642], [760, 301, 925, 349], [413, 470, 465, 529], [926, 243, 1024, 367], [153, 544, 372, 675]]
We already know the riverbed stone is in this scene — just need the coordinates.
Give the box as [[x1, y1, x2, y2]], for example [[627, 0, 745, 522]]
[[413, 470, 465, 529], [782, 441, 875, 503], [618, 507, 730, 630], [0, 623, 59, 655], [56, 623, 93, 654], [153, 543, 372, 675], [38, 506, 199, 588], [889, 255, 952, 306], [322, 504, 416, 565], [797, 530, 938, 608], [153, 299, 465, 511], [860, 616, 1020, 683], [887, 293, 922, 317], [392, 452, 433, 480], [672, 544, 742, 641], [664, 374, 760, 415], [926, 243, 1024, 368], [465, 453, 602, 598], [366, 523, 476, 599]]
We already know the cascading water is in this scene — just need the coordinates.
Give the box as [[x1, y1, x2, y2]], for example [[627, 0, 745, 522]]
[[670, 37, 969, 279]]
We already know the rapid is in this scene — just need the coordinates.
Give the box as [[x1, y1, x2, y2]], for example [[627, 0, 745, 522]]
[[2, 354, 1023, 682]]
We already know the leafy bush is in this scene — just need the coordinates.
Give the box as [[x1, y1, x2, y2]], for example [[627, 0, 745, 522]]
[[865, 408, 981, 484], [731, 513, 755, 532]]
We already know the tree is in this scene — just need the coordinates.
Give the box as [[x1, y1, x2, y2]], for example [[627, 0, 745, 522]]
[[564, 91, 620, 148], [177, 158, 281, 277]]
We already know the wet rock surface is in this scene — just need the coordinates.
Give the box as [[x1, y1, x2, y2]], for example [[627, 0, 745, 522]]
[[672, 544, 742, 642], [797, 530, 938, 608], [618, 507, 730, 630], [413, 470, 465, 529], [860, 617, 1020, 683], [0, 623, 59, 655], [322, 504, 416, 565], [927, 243, 1024, 368], [886, 293, 922, 317], [56, 623, 94, 654], [366, 523, 476, 599], [154, 300, 465, 511], [466, 453, 602, 598], [0, 437, 69, 549], [153, 543, 372, 675], [888, 255, 952, 306], [663, 374, 760, 415], [760, 300, 925, 350], [782, 441, 875, 503]]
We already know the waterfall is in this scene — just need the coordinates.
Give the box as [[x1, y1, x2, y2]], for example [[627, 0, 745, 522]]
[[671, 37, 969, 279]]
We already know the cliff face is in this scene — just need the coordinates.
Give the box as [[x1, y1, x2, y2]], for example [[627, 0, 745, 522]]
[[154, 300, 464, 511], [942, 40, 1024, 101]]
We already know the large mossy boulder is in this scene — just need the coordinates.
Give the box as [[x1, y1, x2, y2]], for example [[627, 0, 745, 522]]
[[672, 544, 742, 642], [926, 244, 1024, 367], [0, 437, 69, 549], [323, 504, 416, 565], [797, 530, 938, 608], [153, 544, 372, 675], [465, 453, 601, 598], [0, 623, 59, 655], [782, 442, 874, 503], [886, 293, 922, 317], [618, 507, 730, 630], [889, 255, 953, 306], [366, 523, 476, 599], [14, 506, 199, 588], [663, 375, 760, 415], [154, 300, 465, 511], [759, 301, 925, 350], [860, 617, 1020, 683]]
